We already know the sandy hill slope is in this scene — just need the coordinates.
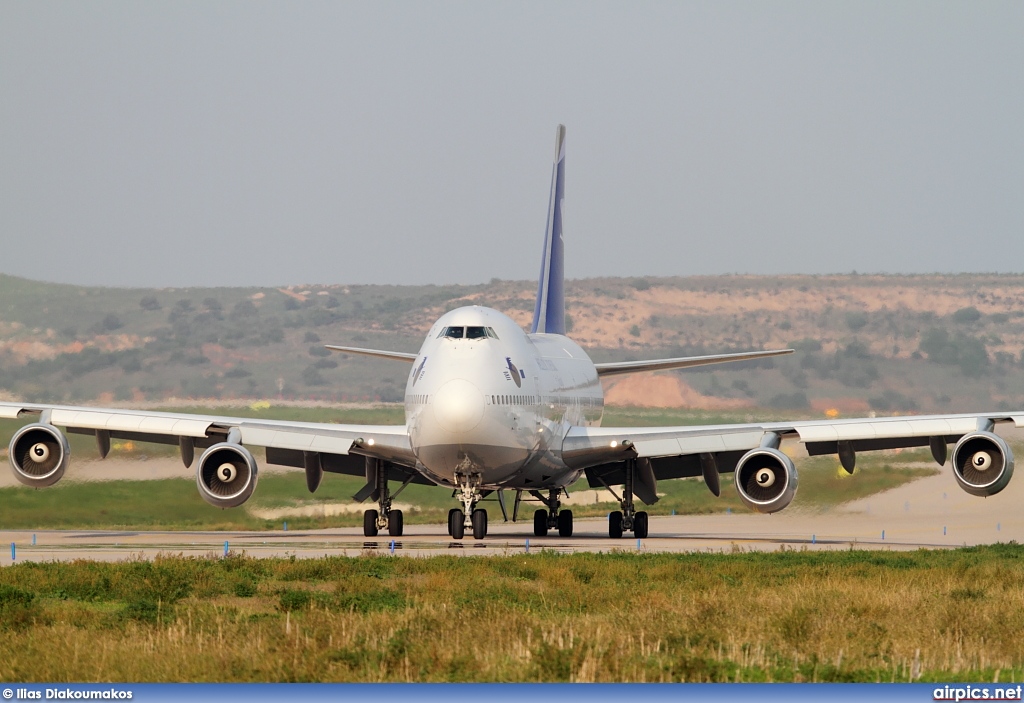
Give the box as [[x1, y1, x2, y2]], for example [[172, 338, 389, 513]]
[[2, 272, 1024, 412]]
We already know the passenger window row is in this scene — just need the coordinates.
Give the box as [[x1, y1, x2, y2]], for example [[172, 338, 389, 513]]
[[489, 394, 539, 406], [486, 395, 601, 407]]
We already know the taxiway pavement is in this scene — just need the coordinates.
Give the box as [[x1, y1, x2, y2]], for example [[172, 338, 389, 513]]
[[2, 468, 1021, 563]]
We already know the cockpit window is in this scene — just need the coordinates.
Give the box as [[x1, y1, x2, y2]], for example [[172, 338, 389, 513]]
[[438, 325, 496, 340]]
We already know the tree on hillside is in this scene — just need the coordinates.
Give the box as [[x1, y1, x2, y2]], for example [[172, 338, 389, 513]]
[[101, 314, 123, 332], [230, 300, 258, 320], [952, 306, 982, 324], [845, 311, 869, 331], [919, 327, 989, 377]]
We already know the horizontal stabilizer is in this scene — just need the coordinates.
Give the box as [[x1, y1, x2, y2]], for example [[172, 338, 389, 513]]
[[594, 348, 793, 377], [324, 345, 417, 363]]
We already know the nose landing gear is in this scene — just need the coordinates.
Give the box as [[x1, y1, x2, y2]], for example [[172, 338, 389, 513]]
[[448, 472, 488, 540]]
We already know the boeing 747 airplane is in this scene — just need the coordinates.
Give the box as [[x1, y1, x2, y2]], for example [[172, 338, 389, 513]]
[[3, 126, 1019, 539]]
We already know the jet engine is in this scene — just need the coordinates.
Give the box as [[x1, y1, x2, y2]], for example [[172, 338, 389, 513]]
[[734, 447, 798, 514], [196, 442, 258, 508], [8, 423, 70, 488], [951, 431, 1014, 497]]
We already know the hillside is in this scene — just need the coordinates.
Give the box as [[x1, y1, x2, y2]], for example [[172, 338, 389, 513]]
[[2, 272, 1024, 413]]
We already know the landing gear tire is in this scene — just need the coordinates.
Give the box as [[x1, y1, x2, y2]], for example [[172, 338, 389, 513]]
[[634, 511, 649, 539], [388, 509, 404, 537], [472, 509, 488, 540], [534, 509, 549, 537], [447, 508, 460, 536], [450, 509, 465, 540], [558, 509, 574, 537], [609, 511, 623, 539], [363, 509, 379, 538]]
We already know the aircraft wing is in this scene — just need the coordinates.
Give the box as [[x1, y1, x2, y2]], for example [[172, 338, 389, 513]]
[[324, 345, 417, 362], [0, 401, 419, 478], [563, 411, 1024, 502], [593, 348, 793, 377]]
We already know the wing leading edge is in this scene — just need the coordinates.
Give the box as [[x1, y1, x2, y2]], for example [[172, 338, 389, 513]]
[[594, 348, 794, 377], [324, 345, 417, 362]]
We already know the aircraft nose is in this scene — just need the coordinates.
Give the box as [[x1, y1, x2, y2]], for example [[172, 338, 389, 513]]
[[432, 378, 485, 434]]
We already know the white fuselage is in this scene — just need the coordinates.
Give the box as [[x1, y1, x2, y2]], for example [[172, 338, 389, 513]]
[[404, 306, 603, 489]]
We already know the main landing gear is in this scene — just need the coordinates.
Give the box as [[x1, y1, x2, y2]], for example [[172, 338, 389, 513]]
[[602, 458, 648, 539], [531, 488, 573, 537], [362, 459, 412, 538], [447, 472, 488, 540]]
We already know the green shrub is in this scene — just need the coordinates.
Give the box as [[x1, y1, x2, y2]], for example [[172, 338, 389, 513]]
[[279, 589, 312, 612], [919, 327, 990, 377], [233, 581, 257, 598], [845, 311, 869, 331], [767, 392, 810, 410], [0, 584, 40, 630], [335, 589, 405, 613], [952, 306, 982, 323], [122, 597, 160, 623]]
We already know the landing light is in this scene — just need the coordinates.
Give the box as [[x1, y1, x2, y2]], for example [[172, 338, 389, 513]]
[[610, 441, 618, 448], [368, 438, 376, 446]]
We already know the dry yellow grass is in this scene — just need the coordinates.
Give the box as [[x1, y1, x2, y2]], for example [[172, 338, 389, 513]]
[[1, 546, 1022, 682]]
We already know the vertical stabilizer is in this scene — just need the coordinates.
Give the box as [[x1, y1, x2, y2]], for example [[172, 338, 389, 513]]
[[531, 125, 566, 335]]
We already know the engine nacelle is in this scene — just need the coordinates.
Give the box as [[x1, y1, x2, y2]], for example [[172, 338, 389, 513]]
[[951, 431, 1014, 497], [734, 447, 798, 514], [8, 423, 70, 487], [196, 442, 258, 508]]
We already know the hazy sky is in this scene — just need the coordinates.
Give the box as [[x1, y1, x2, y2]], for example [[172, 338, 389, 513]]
[[2, 2, 1022, 288]]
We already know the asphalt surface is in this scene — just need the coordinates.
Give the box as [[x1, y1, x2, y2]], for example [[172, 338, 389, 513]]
[[2, 468, 1021, 563]]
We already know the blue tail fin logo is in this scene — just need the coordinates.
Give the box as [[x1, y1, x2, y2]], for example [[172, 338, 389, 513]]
[[531, 125, 566, 335]]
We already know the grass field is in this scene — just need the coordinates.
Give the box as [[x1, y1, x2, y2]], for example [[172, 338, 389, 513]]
[[1, 545, 1022, 682]]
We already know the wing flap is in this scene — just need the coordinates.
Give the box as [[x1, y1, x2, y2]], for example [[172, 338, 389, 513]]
[[0, 405, 25, 419], [792, 416, 979, 443], [676, 430, 766, 455], [241, 426, 322, 453], [49, 408, 212, 438], [632, 437, 689, 458]]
